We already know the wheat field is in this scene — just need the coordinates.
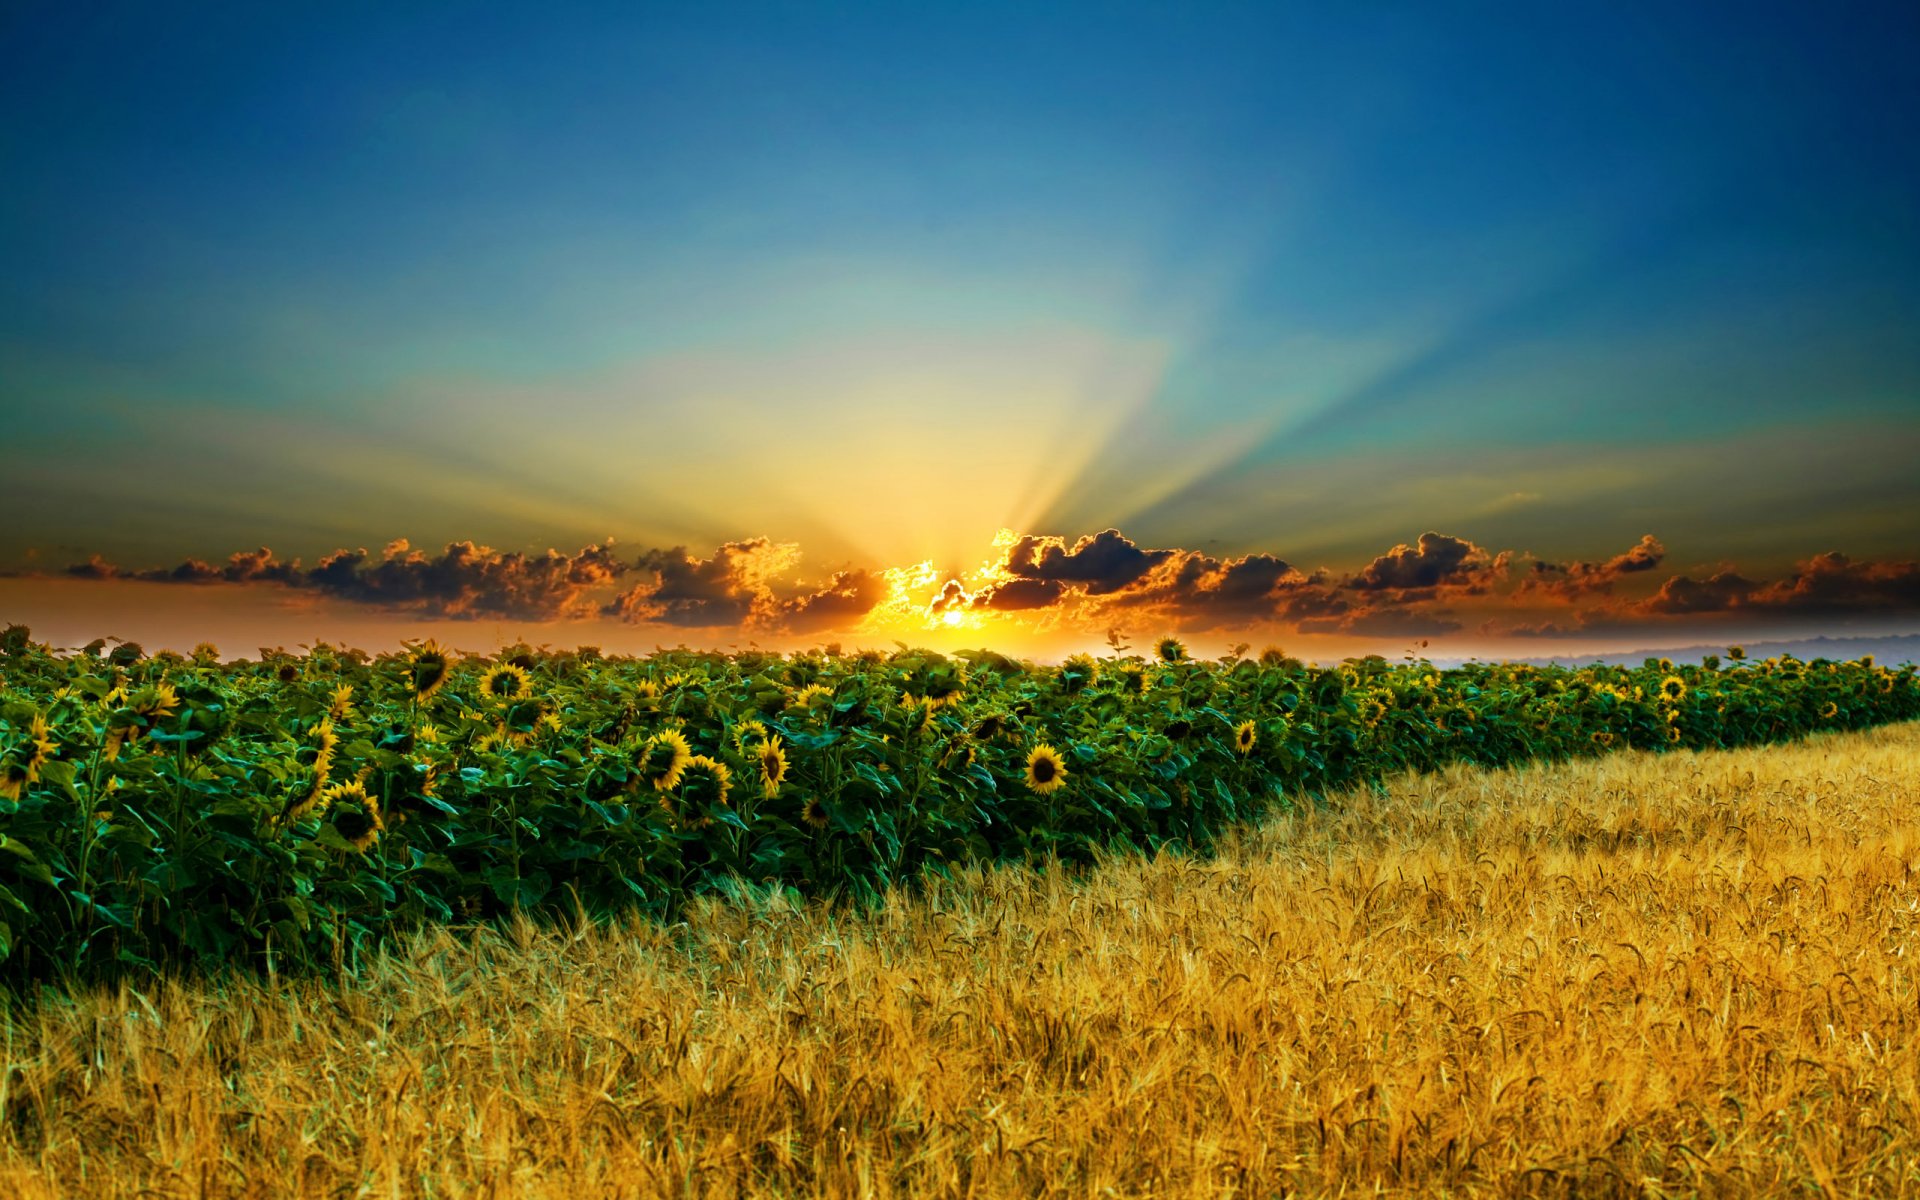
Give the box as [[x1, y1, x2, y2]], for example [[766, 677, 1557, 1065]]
[[3, 723, 1918, 1198]]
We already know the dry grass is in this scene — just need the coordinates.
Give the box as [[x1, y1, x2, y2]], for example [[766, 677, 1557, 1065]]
[[5, 724, 1920, 1198]]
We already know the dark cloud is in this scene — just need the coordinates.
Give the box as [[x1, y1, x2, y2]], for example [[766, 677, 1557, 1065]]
[[604, 539, 791, 628], [1750, 552, 1920, 615], [1351, 532, 1509, 594], [977, 578, 1065, 611], [1637, 570, 1760, 616], [778, 570, 885, 632], [1524, 534, 1666, 599], [1003, 528, 1172, 594], [64, 539, 631, 621]]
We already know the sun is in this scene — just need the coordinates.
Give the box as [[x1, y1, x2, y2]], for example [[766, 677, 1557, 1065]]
[[940, 607, 967, 628]]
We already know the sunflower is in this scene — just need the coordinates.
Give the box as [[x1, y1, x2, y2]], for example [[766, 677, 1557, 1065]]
[[676, 755, 732, 816], [1116, 664, 1150, 695], [275, 661, 301, 684], [1361, 698, 1389, 726], [1233, 719, 1257, 755], [479, 664, 533, 705], [320, 779, 383, 852], [0, 761, 27, 801], [1023, 744, 1068, 794], [971, 714, 1005, 741], [1658, 675, 1686, 703], [327, 683, 355, 722], [1591, 730, 1614, 747], [800, 795, 831, 829], [1164, 718, 1192, 741], [410, 641, 451, 700], [306, 718, 340, 781], [731, 718, 768, 757], [1156, 637, 1187, 664], [1727, 645, 1746, 661], [755, 735, 788, 798], [130, 681, 181, 722], [1667, 725, 1683, 744], [1820, 701, 1839, 719], [21, 714, 55, 783], [789, 683, 833, 711], [632, 680, 662, 710], [940, 735, 976, 770], [634, 729, 692, 791]]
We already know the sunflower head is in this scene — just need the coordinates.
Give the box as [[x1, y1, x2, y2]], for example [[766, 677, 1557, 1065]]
[[479, 664, 534, 705], [1116, 664, 1150, 695], [789, 683, 833, 713], [320, 779, 383, 852], [971, 714, 1005, 742], [327, 683, 355, 723], [1820, 700, 1839, 719], [410, 641, 451, 700], [1591, 730, 1614, 747], [800, 795, 831, 830], [632, 680, 662, 710], [1727, 645, 1746, 661], [130, 681, 181, 722], [1023, 743, 1068, 794], [1165, 718, 1192, 741], [1233, 719, 1257, 756], [676, 754, 732, 814], [275, 661, 301, 684], [1059, 653, 1098, 693], [730, 718, 769, 757], [1156, 637, 1187, 664], [755, 735, 788, 798], [1659, 675, 1687, 703], [1667, 725, 1683, 744], [634, 729, 692, 791]]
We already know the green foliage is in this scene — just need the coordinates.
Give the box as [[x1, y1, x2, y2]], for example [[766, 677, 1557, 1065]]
[[0, 633, 1912, 984]]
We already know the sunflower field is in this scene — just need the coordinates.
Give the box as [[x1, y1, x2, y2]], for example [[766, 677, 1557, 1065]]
[[0, 623, 1912, 983]]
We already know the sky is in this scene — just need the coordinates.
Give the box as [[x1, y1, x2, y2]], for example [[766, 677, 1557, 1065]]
[[3, 1, 1918, 660]]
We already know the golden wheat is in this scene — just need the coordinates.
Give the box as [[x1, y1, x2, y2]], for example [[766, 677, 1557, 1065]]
[[4, 724, 1919, 1198]]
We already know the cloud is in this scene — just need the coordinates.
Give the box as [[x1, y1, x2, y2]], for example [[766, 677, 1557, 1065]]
[[63, 539, 630, 620], [50, 527, 1920, 643], [1750, 552, 1920, 614], [1522, 534, 1666, 599], [603, 539, 800, 628], [1001, 528, 1174, 594], [1350, 531, 1510, 595]]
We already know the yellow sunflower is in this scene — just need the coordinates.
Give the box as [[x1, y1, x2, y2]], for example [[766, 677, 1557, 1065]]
[[1658, 675, 1686, 703], [1024, 744, 1068, 794], [800, 795, 830, 829], [130, 681, 181, 722], [320, 779, 383, 852], [21, 715, 56, 783], [634, 729, 692, 792], [1156, 637, 1187, 664], [632, 680, 662, 710], [327, 683, 355, 722], [1591, 730, 1614, 747], [731, 718, 769, 756], [1233, 719, 1258, 755], [789, 683, 833, 711], [675, 754, 732, 818], [410, 641, 451, 701], [1820, 701, 1839, 719], [1667, 725, 1683, 744], [307, 718, 340, 781], [0, 761, 28, 801], [755, 735, 788, 798], [479, 663, 533, 704]]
